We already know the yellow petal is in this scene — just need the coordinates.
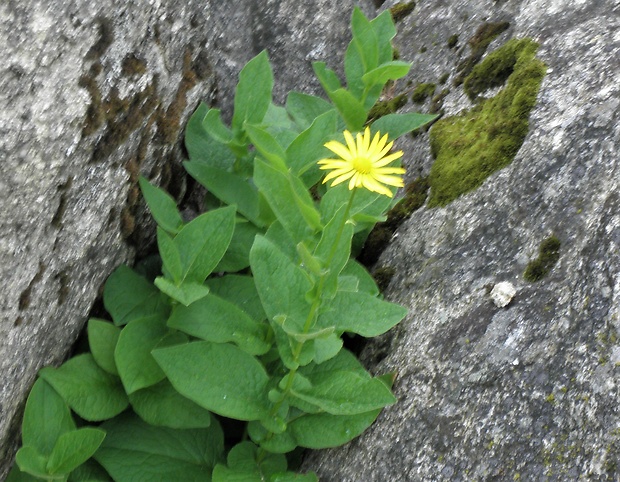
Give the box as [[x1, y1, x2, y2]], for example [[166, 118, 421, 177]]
[[343, 131, 357, 157], [377, 139, 395, 159], [373, 173, 405, 187], [329, 170, 356, 186], [368, 131, 382, 154], [373, 151, 404, 167], [324, 141, 354, 161], [372, 167, 406, 176], [324, 167, 355, 182], [361, 176, 394, 197]]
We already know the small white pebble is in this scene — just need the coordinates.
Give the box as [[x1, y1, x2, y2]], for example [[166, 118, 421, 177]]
[[490, 281, 517, 308]]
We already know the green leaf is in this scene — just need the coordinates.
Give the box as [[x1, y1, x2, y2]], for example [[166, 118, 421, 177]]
[[291, 350, 396, 415], [103, 266, 169, 327], [285, 92, 334, 131], [39, 354, 128, 421], [327, 88, 367, 132], [344, 41, 365, 98], [233, 51, 273, 130], [129, 379, 212, 429], [157, 227, 182, 283], [312, 334, 343, 364], [15, 446, 49, 480], [46, 428, 106, 476], [312, 62, 342, 95], [371, 112, 438, 140], [95, 412, 224, 482], [184, 161, 263, 226], [21, 378, 75, 457], [206, 275, 266, 322], [216, 220, 262, 273], [340, 259, 379, 296], [254, 160, 321, 243], [314, 203, 354, 299], [247, 421, 297, 454], [138, 177, 183, 235], [68, 459, 111, 481], [351, 7, 378, 72], [320, 290, 407, 337], [185, 103, 235, 170], [153, 341, 270, 421], [154, 277, 211, 306], [203, 108, 233, 143], [262, 103, 299, 148], [286, 110, 338, 184], [88, 319, 120, 376], [290, 409, 381, 449], [245, 124, 288, 170], [174, 205, 236, 283], [362, 61, 411, 87], [250, 236, 312, 334], [167, 293, 270, 355], [6, 464, 45, 482], [212, 441, 287, 482], [114, 315, 169, 394], [231, 442, 286, 473], [370, 9, 397, 65]]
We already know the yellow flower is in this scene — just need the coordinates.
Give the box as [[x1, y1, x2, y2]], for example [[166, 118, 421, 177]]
[[318, 127, 405, 197]]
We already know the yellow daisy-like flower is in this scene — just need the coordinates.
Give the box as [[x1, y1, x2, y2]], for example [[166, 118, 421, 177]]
[[318, 127, 405, 198]]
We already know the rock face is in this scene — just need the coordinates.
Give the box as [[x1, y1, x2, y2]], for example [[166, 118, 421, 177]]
[[0, 0, 371, 475], [303, 0, 620, 480]]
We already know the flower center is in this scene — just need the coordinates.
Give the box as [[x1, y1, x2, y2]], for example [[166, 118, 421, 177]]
[[352, 156, 372, 174]]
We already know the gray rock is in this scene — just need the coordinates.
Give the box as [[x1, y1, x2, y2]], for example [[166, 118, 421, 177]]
[[303, 0, 620, 480], [0, 0, 371, 475]]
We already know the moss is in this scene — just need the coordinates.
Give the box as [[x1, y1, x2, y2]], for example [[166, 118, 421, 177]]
[[85, 17, 114, 60], [156, 48, 199, 143], [438, 72, 450, 84], [447, 34, 459, 49], [373, 267, 396, 292], [359, 177, 430, 266], [427, 38, 546, 207], [121, 53, 147, 77], [367, 93, 408, 121], [411, 83, 436, 103], [453, 21, 510, 86], [429, 88, 450, 114], [419, 46, 427, 53], [464, 37, 537, 100], [524, 236, 561, 282], [389, 2, 416, 22]]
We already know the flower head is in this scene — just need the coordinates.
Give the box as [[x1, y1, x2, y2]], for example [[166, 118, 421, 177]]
[[318, 127, 405, 198]]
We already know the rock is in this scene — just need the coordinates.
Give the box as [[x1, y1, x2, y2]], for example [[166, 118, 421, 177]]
[[491, 282, 517, 308], [0, 0, 371, 476], [303, 0, 620, 480]]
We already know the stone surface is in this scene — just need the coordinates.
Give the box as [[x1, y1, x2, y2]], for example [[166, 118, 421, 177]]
[[303, 0, 620, 480], [0, 0, 371, 475]]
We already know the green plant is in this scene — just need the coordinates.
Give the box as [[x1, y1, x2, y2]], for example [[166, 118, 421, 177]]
[[9, 8, 435, 482]]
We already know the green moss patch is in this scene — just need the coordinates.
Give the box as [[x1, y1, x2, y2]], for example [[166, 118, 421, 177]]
[[427, 38, 546, 207], [411, 83, 436, 103], [453, 21, 510, 86], [524, 236, 561, 282], [368, 93, 408, 121], [389, 2, 416, 22]]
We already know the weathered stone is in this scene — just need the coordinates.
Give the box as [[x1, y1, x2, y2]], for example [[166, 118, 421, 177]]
[[303, 0, 620, 480], [0, 0, 372, 475]]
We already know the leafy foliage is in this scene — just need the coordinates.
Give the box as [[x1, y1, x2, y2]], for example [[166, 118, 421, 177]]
[[10, 7, 437, 481]]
